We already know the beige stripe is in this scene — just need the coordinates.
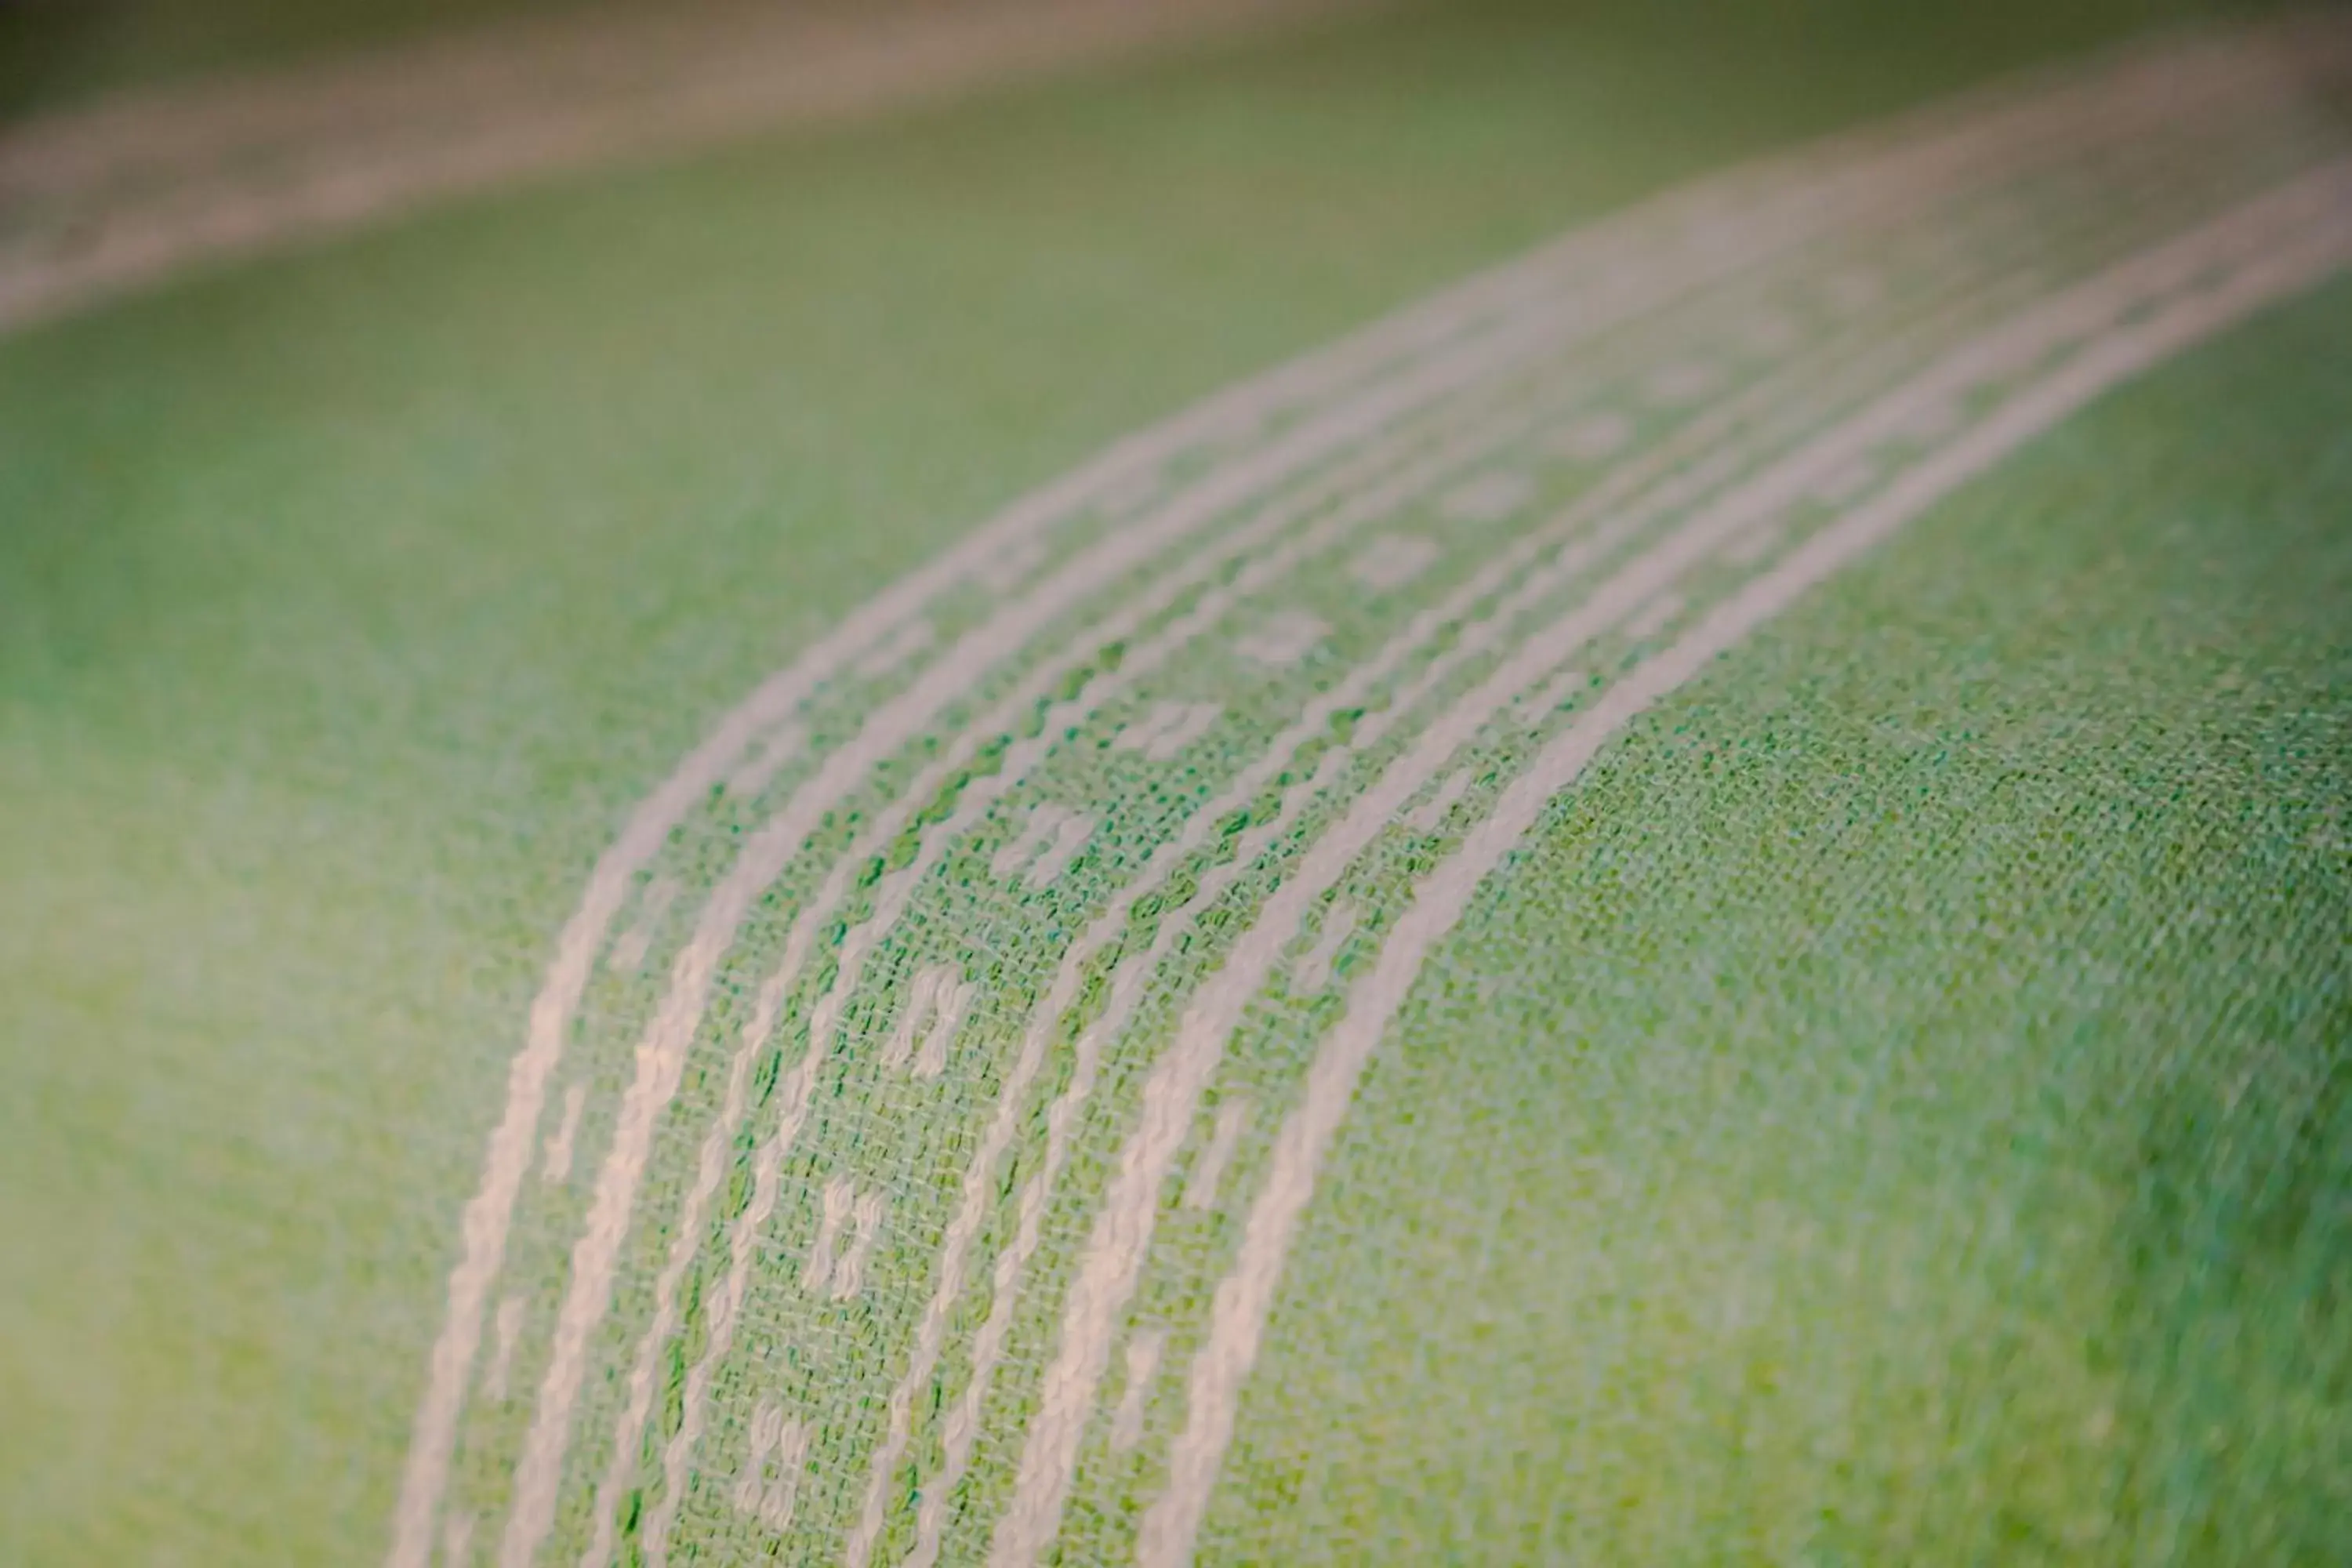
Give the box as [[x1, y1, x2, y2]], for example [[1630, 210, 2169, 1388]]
[[559, 113, 1969, 1558], [898, 186, 2212, 1564], [876, 83, 2324, 1557], [506, 252, 1636, 1568], [385, 24, 2347, 1563], [613, 350, 1584, 1568], [1137, 187, 2352, 1568], [995, 162, 2352, 1568], [0, 0, 1385, 332], [916, 248, 2053, 1567]]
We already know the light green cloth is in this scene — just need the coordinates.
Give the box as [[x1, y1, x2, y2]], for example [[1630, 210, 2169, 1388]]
[[2, 2, 2346, 1563]]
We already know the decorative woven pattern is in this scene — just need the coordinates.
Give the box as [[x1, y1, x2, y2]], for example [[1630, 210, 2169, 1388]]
[[2, 3, 2347, 1564]]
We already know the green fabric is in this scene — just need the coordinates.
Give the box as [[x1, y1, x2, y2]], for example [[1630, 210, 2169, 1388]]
[[0, 0, 603, 114], [1216, 287, 2352, 1565], [2, 2, 2346, 1564]]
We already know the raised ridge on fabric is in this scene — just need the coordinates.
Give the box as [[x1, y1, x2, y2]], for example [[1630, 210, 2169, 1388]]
[[0, 0, 1385, 333], [386, 20, 2352, 1566]]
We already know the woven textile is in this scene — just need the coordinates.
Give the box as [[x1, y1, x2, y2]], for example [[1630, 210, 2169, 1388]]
[[2, 2, 2347, 1563]]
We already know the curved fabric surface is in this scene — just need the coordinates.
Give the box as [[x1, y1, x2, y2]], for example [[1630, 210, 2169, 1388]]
[[1, 2, 2347, 1565]]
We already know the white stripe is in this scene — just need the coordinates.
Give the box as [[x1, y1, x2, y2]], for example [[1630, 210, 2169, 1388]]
[[855, 620, 938, 681], [1436, 470, 1536, 526], [0, 0, 1385, 332], [506, 371, 1562, 1568], [803, 1177, 858, 1295], [786, 379, 1605, 1082], [1641, 358, 1726, 408], [991, 807, 1074, 883], [834, 1188, 890, 1304], [993, 165, 2352, 1568], [394, 648, 906, 1568], [1136, 198, 2352, 1568], [483, 1296, 524, 1404], [724, 723, 807, 800], [923, 365, 1848, 1568], [1549, 410, 1635, 464], [644, 176, 1934, 1553], [22, 4, 2302, 343], [1120, 701, 1226, 762], [733, 1400, 813, 1532], [551, 148, 2158, 1559], [881, 381, 1777, 1567], [1111, 1330, 1169, 1454], [897, 229, 2110, 1568], [397, 467, 1120, 1568], [1116, 702, 1190, 757], [619, 976, 809, 1568], [959, 308, 1939, 1561], [882, 967, 947, 1073], [539, 1083, 586, 1187], [1348, 534, 1441, 592], [1622, 591, 1686, 642], [632, 362, 1599, 1568], [1151, 703, 1225, 763], [831, 384, 1642, 1568], [1026, 813, 1097, 889], [512, 268, 1642, 1568], [643, 287, 1733, 1563], [387, 30, 2344, 1560], [1181, 1100, 1254, 1214], [819, 300, 1867, 1123], [1718, 522, 1784, 568], [733, 1401, 784, 1519], [978, 535, 1055, 595], [387, 41, 1860, 1552], [570, 959, 793, 1568], [605, 877, 677, 975], [1401, 770, 1473, 834], [1289, 903, 1359, 997], [1509, 667, 1590, 730], [913, 978, 973, 1083]]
